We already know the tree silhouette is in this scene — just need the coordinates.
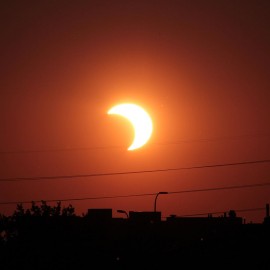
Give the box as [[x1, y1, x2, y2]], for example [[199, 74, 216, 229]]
[[13, 203, 25, 217], [61, 204, 75, 216], [12, 201, 76, 218]]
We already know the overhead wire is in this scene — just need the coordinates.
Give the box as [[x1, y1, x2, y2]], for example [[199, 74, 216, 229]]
[[174, 207, 266, 217], [0, 159, 269, 182], [0, 133, 269, 154], [1, 180, 270, 205]]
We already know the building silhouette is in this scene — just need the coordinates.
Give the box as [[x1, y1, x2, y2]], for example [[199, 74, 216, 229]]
[[1, 205, 270, 269]]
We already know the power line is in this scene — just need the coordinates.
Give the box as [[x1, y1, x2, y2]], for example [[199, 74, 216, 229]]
[[0, 193, 154, 205], [0, 159, 269, 182], [1, 181, 270, 205], [0, 145, 122, 154], [168, 181, 270, 195], [155, 133, 270, 146], [1, 133, 269, 154], [180, 207, 265, 217]]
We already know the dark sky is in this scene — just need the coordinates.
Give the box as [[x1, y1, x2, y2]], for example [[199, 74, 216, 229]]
[[0, 0, 270, 222]]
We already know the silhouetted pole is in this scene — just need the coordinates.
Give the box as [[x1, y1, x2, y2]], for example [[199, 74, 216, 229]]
[[266, 203, 269, 217], [154, 192, 168, 212]]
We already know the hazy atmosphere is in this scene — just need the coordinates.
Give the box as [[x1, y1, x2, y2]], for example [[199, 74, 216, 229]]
[[1, 1, 270, 223]]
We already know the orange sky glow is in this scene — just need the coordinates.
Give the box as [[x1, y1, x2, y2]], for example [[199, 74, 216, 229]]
[[0, 1, 270, 223]]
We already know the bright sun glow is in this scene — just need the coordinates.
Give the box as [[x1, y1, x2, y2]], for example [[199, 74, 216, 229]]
[[108, 103, 153, 151]]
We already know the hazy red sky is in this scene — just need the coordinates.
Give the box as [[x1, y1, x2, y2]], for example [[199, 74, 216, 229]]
[[0, 1, 269, 222]]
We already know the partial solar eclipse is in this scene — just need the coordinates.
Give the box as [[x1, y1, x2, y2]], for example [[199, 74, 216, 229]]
[[108, 103, 153, 151]]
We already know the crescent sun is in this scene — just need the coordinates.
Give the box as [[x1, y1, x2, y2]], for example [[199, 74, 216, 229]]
[[107, 103, 153, 151]]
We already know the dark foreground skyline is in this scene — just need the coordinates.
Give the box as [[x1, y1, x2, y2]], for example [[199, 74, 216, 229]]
[[1, 203, 270, 269]]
